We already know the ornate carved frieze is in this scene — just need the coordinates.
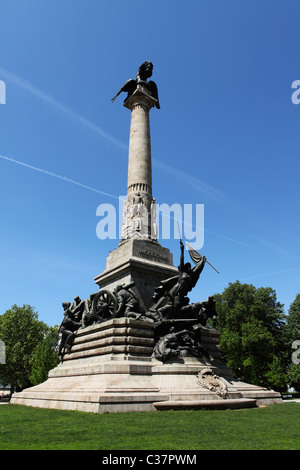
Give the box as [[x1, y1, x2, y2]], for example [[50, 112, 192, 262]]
[[196, 368, 228, 398]]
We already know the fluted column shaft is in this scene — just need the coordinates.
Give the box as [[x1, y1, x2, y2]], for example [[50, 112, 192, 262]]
[[121, 85, 158, 241], [127, 99, 152, 197]]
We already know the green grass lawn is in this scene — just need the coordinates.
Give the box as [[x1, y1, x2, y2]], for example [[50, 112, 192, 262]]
[[0, 403, 299, 450]]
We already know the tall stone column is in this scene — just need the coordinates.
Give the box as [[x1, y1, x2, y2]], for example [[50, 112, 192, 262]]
[[121, 84, 157, 241], [95, 73, 177, 311]]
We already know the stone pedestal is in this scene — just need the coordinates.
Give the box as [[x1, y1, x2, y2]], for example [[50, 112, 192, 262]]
[[11, 318, 282, 413], [94, 239, 178, 311]]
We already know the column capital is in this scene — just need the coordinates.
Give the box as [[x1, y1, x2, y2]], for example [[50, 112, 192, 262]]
[[124, 83, 158, 111]]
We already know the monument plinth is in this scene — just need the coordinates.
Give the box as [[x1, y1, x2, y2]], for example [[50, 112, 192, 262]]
[[11, 62, 282, 413], [94, 239, 176, 312], [11, 317, 280, 413]]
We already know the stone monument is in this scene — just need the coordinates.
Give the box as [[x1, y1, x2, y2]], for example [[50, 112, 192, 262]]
[[11, 62, 282, 412]]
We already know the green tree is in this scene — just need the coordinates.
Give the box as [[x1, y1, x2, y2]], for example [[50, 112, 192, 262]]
[[215, 281, 287, 390], [285, 293, 300, 390], [285, 293, 300, 342], [30, 325, 60, 386], [0, 305, 48, 394]]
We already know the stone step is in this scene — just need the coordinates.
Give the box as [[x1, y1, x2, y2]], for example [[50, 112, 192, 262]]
[[74, 326, 154, 345], [62, 344, 153, 361], [71, 335, 154, 354], [153, 398, 257, 410]]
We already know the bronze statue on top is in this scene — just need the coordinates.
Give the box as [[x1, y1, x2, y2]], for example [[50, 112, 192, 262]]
[[111, 61, 160, 109]]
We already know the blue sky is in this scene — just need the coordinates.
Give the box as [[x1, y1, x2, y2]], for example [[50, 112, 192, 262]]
[[0, 0, 299, 326]]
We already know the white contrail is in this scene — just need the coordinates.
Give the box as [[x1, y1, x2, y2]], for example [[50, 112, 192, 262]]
[[153, 158, 233, 207], [239, 266, 300, 282], [0, 153, 119, 200], [0, 67, 292, 255], [0, 66, 234, 205], [0, 66, 127, 150]]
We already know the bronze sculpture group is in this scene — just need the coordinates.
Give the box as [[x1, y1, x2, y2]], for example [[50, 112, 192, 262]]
[[58, 239, 218, 362]]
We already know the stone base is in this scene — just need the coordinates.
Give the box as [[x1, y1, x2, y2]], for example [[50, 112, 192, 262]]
[[94, 239, 178, 311], [10, 319, 282, 413]]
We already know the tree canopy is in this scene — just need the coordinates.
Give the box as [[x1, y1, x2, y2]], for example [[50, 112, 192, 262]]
[[0, 305, 59, 394], [215, 281, 287, 390], [30, 325, 59, 386]]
